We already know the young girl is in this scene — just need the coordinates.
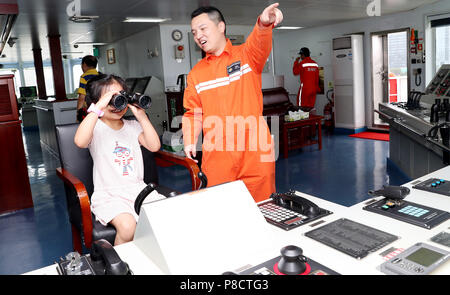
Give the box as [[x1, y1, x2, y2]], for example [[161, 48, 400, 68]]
[[74, 74, 162, 245]]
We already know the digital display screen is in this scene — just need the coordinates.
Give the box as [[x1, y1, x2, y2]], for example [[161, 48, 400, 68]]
[[19, 86, 37, 97], [406, 247, 444, 267]]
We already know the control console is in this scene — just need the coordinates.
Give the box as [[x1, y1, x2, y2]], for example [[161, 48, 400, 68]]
[[228, 245, 340, 275], [379, 243, 450, 275], [363, 198, 450, 229], [412, 178, 450, 197]]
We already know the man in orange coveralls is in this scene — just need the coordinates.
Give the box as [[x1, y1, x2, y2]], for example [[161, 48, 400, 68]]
[[182, 3, 283, 202], [292, 47, 321, 108]]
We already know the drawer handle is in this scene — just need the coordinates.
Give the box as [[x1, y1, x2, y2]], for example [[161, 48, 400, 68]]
[[33, 106, 51, 112]]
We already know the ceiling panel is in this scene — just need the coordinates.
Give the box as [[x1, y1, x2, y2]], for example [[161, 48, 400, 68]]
[[0, 0, 440, 65]]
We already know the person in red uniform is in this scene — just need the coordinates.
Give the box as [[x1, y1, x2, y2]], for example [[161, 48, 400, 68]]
[[292, 47, 321, 108], [182, 3, 283, 202]]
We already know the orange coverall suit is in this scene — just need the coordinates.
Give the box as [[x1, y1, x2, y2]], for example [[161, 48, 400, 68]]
[[182, 22, 276, 203], [292, 56, 320, 108]]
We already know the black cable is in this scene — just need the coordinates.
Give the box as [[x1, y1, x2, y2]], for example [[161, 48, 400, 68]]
[[415, 73, 422, 87]]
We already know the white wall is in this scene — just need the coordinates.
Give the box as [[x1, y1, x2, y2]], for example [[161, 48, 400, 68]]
[[273, 0, 450, 126], [98, 42, 128, 78], [159, 24, 194, 90], [97, 26, 164, 81]]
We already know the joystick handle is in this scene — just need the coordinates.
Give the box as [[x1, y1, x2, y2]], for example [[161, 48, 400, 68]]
[[278, 245, 308, 275]]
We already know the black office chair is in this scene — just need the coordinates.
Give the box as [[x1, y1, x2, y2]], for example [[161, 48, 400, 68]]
[[55, 123, 202, 254]]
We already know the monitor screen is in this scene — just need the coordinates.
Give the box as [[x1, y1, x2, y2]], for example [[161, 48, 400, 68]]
[[125, 78, 137, 93], [406, 247, 445, 267], [19, 86, 37, 98], [133, 76, 151, 94]]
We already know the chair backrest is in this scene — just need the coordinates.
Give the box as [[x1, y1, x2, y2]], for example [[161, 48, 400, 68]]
[[56, 123, 94, 196], [55, 123, 93, 233]]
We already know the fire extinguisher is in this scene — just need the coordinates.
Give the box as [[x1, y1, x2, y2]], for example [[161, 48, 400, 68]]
[[324, 88, 334, 130]]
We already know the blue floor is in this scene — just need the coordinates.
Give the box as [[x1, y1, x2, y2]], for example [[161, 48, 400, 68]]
[[0, 127, 410, 275]]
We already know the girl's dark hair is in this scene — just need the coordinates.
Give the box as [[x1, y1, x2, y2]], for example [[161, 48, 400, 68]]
[[85, 74, 128, 106]]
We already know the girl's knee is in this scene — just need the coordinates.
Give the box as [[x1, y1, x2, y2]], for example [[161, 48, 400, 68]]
[[112, 214, 136, 240]]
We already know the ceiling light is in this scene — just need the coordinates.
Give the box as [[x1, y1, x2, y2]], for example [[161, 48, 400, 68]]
[[123, 17, 171, 23], [75, 42, 108, 46], [276, 26, 304, 30], [69, 15, 99, 23]]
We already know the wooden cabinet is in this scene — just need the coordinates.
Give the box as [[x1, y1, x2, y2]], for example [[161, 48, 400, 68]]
[[0, 75, 33, 214], [0, 75, 19, 122]]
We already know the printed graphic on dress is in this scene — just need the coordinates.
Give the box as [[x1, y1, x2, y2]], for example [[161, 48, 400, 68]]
[[113, 141, 134, 176]]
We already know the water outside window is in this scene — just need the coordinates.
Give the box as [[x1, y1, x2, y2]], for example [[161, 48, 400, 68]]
[[387, 31, 408, 103]]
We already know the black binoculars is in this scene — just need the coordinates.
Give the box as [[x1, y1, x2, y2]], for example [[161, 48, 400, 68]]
[[109, 91, 151, 110]]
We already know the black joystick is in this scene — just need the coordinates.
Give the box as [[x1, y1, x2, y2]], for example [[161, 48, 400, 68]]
[[277, 245, 308, 275]]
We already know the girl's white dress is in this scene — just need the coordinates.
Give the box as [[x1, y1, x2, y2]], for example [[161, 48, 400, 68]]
[[89, 119, 164, 226]]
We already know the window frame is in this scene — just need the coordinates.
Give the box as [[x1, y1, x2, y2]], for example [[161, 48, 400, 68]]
[[426, 13, 450, 84]]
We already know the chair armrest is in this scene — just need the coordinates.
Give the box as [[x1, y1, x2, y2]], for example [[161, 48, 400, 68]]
[[154, 150, 201, 191], [56, 167, 93, 249]]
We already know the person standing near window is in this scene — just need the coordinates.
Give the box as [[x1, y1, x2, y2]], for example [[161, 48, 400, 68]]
[[76, 55, 99, 122]]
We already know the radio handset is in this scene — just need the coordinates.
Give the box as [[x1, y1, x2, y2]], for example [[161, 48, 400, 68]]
[[272, 191, 321, 218], [90, 239, 131, 275], [368, 185, 410, 200]]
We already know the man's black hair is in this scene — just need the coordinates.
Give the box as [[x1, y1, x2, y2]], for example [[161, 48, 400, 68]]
[[82, 55, 98, 68], [191, 6, 226, 34], [85, 74, 127, 106], [299, 47, 310, 57]]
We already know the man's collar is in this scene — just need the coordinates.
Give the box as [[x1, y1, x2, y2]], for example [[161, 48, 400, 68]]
[[206, 39, 232, 61]]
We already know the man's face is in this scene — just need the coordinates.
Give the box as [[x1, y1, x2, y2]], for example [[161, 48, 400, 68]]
[[191, 13, 225, 55]]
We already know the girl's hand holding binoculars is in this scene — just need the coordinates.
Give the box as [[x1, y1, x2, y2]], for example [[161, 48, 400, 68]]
[[97, 90, 119, 111], [128, 104, 147, 121]]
